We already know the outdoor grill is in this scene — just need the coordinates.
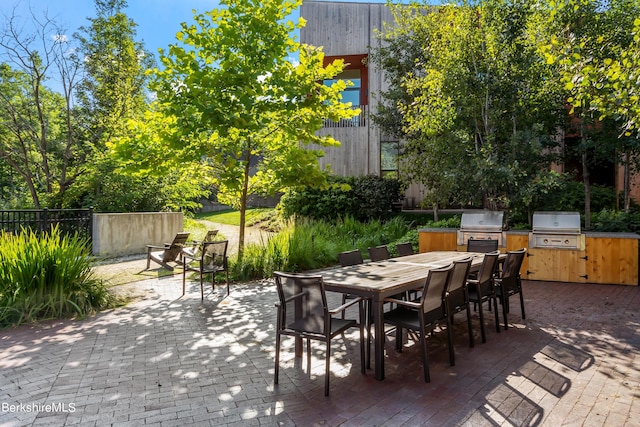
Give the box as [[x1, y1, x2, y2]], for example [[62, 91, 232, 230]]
[[529, 211, 585, 250], [457, 210, 505, 247]]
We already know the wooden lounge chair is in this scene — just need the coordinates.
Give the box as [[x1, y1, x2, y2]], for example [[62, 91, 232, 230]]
[[146, 232, 190, 271]]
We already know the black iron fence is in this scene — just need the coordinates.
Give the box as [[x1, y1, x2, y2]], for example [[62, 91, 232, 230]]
[[0, 208, 93, 241]]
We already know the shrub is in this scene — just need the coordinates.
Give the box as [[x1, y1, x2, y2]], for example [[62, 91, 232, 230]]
[[230, 216, 412, 280], [0, 227, 112, 327], [279, 175, 404, 222]]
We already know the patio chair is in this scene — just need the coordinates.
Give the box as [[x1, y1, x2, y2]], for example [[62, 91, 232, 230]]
[[494, 248, 527, 330], [273, 271, 366, 396], [382, 264, 453, 383], [182, 229, 219, 258], [338, 249, 371, 365], [146, 232, 190, 271], [467, 251, 501, 343], [396, 242, 415, 257], [368, 245, 391, 262], [338, 249, 364, 267], [467, 238, 499, 253], [182, 240, 230, 299], [443, 257, 474, 366]]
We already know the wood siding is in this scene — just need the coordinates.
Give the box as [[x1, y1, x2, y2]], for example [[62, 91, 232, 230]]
[[301, 1, 396, 179]]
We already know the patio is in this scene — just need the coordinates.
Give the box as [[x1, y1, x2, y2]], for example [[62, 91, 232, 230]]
[[0, 266, 638, 426]]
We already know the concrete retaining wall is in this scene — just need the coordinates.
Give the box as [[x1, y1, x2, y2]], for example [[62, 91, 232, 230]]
[[92, 212, 184, 257]]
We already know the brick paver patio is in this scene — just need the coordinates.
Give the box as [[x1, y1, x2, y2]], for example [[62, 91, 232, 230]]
[[1, 268, 639, 426]]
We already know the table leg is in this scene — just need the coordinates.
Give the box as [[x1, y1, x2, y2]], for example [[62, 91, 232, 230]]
[[372, 296, 385, 381]]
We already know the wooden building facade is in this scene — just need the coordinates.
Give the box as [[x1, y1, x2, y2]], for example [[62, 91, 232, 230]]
[[300, 1, 423, 206]]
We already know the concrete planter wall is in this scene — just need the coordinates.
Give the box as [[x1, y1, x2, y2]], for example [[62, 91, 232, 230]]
[[92, 212, 184, 257]]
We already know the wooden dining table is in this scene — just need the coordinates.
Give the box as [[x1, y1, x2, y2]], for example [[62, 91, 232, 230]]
[[319, 251, 502, 381]]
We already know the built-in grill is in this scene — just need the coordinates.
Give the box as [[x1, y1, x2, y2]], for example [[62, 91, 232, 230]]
[[457, 210, 505, 247], [529, 211, 585, 250]]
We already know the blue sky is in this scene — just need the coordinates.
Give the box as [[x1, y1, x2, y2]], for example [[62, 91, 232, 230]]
[[1, 0, 231, 63], [0, 0, 398, 64]]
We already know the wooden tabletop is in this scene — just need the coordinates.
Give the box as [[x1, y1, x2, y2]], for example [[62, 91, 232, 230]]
[[321, 251, 496, 295]]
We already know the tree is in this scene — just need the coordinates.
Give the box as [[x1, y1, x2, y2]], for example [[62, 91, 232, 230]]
[[0, 7, 84, 208], [540, 0, 640, 222], [67, 0, 168, 211], [371, 1, 563, 220], [116, 0, 357, 255]]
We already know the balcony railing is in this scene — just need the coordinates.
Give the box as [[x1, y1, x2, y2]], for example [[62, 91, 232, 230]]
[[323, 105, 367, 128]]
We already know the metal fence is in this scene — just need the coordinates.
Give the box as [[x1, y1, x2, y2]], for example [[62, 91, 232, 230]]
[[0, 208, 93, 241]]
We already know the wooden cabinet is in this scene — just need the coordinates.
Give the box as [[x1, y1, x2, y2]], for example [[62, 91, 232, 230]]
[[585, 235, 638, 285], [417, 229, 639, 285], [419, 229, 457, 252], [525, 249, 588, 283]]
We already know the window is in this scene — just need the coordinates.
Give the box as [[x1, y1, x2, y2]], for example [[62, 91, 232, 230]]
[[324, 69, 361, 105], [381, 140, 399, 178]]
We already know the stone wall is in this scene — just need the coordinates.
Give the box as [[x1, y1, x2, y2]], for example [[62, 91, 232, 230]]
[[92, 212, 184, 257]]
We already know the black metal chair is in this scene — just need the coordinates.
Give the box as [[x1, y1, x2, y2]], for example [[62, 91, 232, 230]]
[[467, 238, 499, 253], [338, 249, 372, 367], [182, 240, 229, 299], [467, 251, 501, 343], [273, 271, 366, 396], [396, 242, 415, 257], [494, 248, 527, 330], [368, 245, 391, 261], [382, 264, 453, 383], [182, 229, 219, 258], [443, 257, 474, 366]]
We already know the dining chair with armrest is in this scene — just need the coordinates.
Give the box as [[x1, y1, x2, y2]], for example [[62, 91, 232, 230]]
[[273, 271, 366, 396], [368, 245, 391, 261], [494, 248, 527, 330], [443, 257, 474, 366], [182, 240, 230, 299], [467, 238, 499, 253], [382, 264, 453, 383], [466, 251, 501, 343], [396, 242, 415, 257]]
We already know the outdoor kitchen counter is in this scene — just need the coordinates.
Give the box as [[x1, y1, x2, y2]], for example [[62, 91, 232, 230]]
[[418, 228, 639, 286]]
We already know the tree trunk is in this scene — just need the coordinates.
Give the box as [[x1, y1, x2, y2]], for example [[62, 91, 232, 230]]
[[237, 142, 253, 260]]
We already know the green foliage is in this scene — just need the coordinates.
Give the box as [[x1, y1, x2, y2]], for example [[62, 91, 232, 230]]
[[129, 0, 358, 253], [0, 227, 112, 327], [420, 216, 462, 229], [279, 175, 404, 221], [371, 0, 563, 211], [229, 216, 412, 280], [591, 209, 640, 233]]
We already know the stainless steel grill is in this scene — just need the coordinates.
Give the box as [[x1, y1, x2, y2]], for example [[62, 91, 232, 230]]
[[457, 210, 505, 247], [529, 211, 585, 250]]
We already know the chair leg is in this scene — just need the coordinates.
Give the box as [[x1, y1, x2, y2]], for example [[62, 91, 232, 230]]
[[493, 295, 501, 333], [182, 268, 186, 296], [395, 327, 403, 352], [446, 315, 455, 366], [501, 293, 509, 330], [325, 340, 331, 396], [519, 289, 526, 320], [225, 270, 230, 295], [465, 304, 474, 347], [274, 332, 281, 385], [200, 270, 204, 301], [359, 301, 366, 374], [477, 301, 487, 343], [420, 328, 430, 383]]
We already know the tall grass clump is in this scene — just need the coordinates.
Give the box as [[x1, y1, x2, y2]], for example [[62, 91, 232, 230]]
[[230, 216, 412, 280], [0, 227, 112, 327]]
